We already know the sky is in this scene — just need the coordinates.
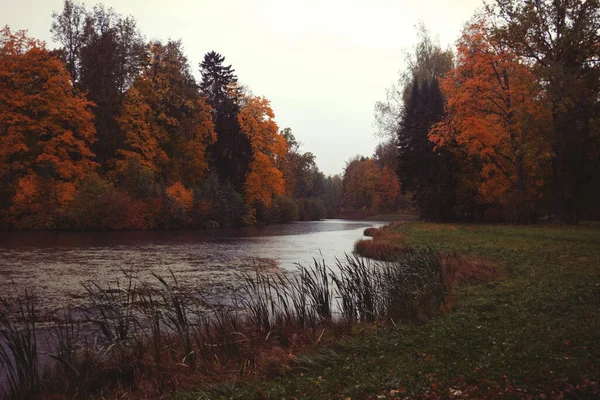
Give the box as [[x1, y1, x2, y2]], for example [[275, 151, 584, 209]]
[[2, 0, 482, 176]]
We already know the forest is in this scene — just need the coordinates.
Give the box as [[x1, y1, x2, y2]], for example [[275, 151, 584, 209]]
[[1, 0, 599, 230], [376, 2, 600, 224], [0, 0, 381, 231]]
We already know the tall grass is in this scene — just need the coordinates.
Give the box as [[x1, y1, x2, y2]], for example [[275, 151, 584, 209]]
[[0, 249, 456, 399], [0, 294, 39, 400]]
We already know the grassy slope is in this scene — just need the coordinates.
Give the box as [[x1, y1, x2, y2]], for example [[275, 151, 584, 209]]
[[178, 223, 600, 399]]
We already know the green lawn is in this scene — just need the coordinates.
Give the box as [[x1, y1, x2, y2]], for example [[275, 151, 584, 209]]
[[177, 223, 600, 399]]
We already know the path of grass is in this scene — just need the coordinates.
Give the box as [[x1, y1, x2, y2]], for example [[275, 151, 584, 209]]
[[177, 223, 600, 399]]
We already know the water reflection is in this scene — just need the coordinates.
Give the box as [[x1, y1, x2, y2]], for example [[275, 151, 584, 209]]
[[0, 219, 381, 321]]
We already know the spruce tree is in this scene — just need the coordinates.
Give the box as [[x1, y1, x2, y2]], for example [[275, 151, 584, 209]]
[[199, 51, 252, 192]]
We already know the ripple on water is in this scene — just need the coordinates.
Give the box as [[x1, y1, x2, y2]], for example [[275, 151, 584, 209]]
[[0, 219, 383, 322]]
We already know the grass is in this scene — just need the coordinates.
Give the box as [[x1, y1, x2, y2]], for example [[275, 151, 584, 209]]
[[0, 294, 39, 400], [176, 222, 600, 399]]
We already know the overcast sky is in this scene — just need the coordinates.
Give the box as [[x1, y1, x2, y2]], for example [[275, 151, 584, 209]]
[[2, 0, 482, 176]]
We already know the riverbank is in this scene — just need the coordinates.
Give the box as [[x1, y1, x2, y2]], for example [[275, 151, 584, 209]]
[[2, 222, 598, 399], [1, 232, 451, 399], [177, 222, 600, 399]]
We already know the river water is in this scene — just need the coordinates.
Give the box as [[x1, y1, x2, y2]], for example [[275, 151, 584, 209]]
[[0, 219, 382, 324]]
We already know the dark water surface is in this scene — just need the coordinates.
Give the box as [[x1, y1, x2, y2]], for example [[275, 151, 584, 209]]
[[0, 219, 381, 323]]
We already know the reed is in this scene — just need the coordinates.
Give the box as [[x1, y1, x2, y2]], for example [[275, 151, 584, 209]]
[[82, 270, 138, 344], [153, 271, 195, 370], [0, 294, 40, 400], [0, 249, 457, 399]]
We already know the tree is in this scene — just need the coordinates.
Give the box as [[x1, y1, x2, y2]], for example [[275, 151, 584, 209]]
[[51, 0, 86, 83], [52, 1, 147, 164], [279, 128, 325, 199], [116, 40, 215, 187], [342, 157, 381, 211], [377, 167, 400, 212], [192, 172, 245, 228], [164, 181, 194, 227], [488, 0, 600, 223], [199, 51, 251, 191], [322, 174, 344, 217], [376, 26, 458, 220], [398, 76, 457, 220], [373, 138, 398, 171], [0, 27, 97, 228], [200, 51, 238, 106], [430, 19, 552, 222], [238, 95, 287, 207], [375, 23, 454, 140]]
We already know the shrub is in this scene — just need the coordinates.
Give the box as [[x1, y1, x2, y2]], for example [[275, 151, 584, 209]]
[[118, 158, 157, 200], [275, 195, 299, 223], [98, 189, 147, 230], [70, 176, 147, 230], [193, 173, 245, 228]]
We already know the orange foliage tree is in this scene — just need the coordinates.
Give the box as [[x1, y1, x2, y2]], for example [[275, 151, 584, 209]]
[[376, 166, 400, 212], [343, 157, 400, 214], [429, 20, 552, 221], [0, 27, 97, 228], [166, 181, 193, 212], [342, 157, 381, 212], [116, 40, 215, 187], [238, 95, 287, 207]]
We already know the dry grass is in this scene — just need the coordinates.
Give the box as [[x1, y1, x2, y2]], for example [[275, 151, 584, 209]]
[[362, 227, 379, 237], [440, 252, 505, 288], [355, 225, 408, 261], [357, 224, 503, 308], [353, 239, 407, 261]]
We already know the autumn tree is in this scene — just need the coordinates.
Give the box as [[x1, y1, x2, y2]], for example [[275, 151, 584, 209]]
[[238, 95, 287, 207], [200, 51, 252, 191], [342, 157, 381, 211], [430, 20, 552, 222], [0, 27, 97, 228], [341, 155, 400, 214], [488, 0, 600, 223], [373, 138, 398, 172], [280, 128, 325, 199], [116, 40, 215, 187], [376, 166, 400, 212]]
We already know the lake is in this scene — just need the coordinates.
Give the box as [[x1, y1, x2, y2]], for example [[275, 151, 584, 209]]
[[0, 219, 382, 324]]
